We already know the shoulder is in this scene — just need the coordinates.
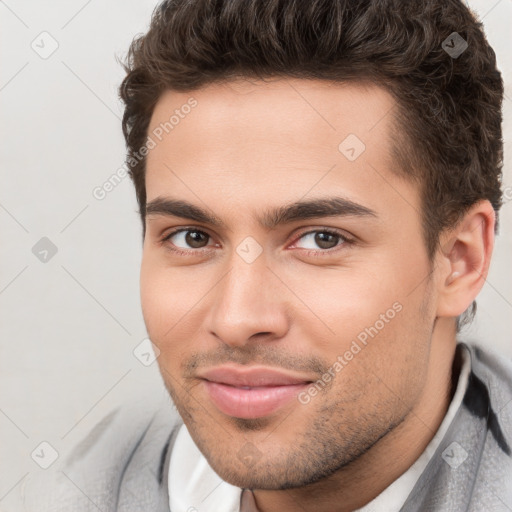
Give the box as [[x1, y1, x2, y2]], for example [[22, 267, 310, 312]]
[[460, 342, 512, 505], [463, 341, 512, 432], [464, 340, 512, 404], [18, 395, 182, 512], [465, 340, 512, 450], [463, 344, 512, 458]]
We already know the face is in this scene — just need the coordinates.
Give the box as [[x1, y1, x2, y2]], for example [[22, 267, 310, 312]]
[[141, 78, 439, 489]]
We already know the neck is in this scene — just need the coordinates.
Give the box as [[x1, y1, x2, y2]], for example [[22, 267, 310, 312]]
[[253, 319, 458, 512]]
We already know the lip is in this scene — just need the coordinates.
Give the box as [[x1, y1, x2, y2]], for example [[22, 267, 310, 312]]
[[198, 365, 313, 419], [198, 365, 313, 387]]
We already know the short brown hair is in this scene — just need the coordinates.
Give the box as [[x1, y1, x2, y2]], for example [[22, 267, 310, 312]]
[[118, 0, 504, 327]]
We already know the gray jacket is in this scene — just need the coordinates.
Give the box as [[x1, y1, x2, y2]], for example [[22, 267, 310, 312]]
[[18, 342, 512, 511]]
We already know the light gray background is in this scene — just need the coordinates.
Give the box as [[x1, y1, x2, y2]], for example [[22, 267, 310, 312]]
[[1, 0, 511, 507]]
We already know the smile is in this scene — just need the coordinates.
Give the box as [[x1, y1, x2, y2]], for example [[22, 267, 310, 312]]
[[197, 365, 314, 419]]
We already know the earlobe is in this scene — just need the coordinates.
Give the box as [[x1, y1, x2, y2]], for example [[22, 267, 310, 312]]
[[436, 200, 495, 318]]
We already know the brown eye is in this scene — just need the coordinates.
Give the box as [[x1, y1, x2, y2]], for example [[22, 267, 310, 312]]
[[163, 229, 210, 249], [314, 232, 340, 249], [294, 230, 346, 251]]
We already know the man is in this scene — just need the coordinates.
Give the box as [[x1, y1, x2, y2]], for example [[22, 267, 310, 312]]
[[20, 0, 511, 510]]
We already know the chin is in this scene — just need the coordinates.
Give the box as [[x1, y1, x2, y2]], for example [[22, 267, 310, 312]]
[[204, 448, 344, 491]]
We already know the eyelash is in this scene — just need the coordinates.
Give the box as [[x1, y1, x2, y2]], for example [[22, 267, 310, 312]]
[[160, 227, 354, 258]]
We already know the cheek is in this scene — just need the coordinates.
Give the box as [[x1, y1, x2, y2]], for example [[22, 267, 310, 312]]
[[140, 255, 180, 340], [140, 268, 185, 381], [140, 254, 210, 368], [286, 264, 406, 338], [295, 259, 432, 380]]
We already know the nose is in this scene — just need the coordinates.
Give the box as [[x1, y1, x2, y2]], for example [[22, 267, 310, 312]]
[[205, 252, 290, 348]]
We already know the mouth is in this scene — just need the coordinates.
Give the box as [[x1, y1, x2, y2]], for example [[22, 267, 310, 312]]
[[198, 365, 314, 419]]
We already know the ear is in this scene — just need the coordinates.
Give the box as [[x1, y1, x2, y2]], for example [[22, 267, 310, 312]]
[[435, 200, 495, 318]]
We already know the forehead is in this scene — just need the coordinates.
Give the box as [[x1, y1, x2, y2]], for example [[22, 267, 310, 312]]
[[147, 78, 396, 159], [144, 78, 418, 226]]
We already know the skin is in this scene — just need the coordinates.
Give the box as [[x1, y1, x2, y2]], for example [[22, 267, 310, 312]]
[[140, 78, 495, 511]]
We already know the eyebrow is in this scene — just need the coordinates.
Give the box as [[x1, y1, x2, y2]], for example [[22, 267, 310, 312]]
[[145, 196, 377, 230]]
